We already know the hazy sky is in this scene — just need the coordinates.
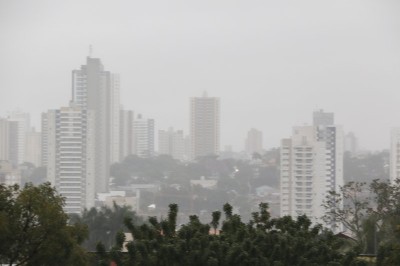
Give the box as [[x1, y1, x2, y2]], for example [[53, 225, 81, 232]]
[[1, 0, 400, 151]]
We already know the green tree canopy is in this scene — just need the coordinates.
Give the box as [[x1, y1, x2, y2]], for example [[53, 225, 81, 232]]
[[0, 182, 89, 266]]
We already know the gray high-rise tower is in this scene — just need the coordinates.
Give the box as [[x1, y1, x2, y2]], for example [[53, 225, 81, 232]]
[[71, 57, 120, 193]]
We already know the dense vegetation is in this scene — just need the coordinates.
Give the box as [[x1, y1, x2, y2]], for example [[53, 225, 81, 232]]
[[95, 203, 355, 266], [110, 153, 280, 221], [2, 150, 397, 265], [3, 180, 400, 265]]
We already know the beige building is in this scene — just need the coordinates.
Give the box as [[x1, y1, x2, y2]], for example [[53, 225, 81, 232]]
[[119, 109, 134, 161], [245, 128, 263, 155]]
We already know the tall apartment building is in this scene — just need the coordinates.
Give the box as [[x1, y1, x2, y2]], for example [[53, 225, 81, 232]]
[[119, 109, 134, 161], [190, 92, 220, 160], [390, 128, 400, 183], [245, 128, 263, 155], [158, 128, 185, 161], [71, 56, 120, 193], [280, 110, 343, 230], [133, 114, 154, 158], [42, 106, 95, 213]]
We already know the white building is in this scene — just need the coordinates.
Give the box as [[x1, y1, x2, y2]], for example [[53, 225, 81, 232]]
[[42, 106, 96, 214], [280, 111, 343, 230], [158, 127, 185, 161], [245, 128, 263, 155], [71, 56, 120, 193], [190, 92, 220, 160], [133, 114, 154, 158]]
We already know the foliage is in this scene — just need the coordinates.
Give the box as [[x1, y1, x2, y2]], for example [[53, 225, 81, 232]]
[[95, 203, 350, 266], [0, 182, 89, 266]]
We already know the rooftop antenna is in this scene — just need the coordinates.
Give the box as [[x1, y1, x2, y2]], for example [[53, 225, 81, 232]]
[[89, 45, 93, 57]]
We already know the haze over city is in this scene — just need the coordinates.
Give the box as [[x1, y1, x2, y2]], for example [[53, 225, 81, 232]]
[[1, 0, 400, 151]]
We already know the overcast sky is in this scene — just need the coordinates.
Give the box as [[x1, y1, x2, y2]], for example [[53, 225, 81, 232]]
[[1, 0, 400, 151]]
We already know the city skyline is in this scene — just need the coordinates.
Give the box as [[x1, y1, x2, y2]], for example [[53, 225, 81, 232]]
[[1, 1, 400, 151]]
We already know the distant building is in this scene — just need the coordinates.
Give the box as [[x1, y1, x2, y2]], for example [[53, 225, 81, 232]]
[[119, 109, 134, 161], [7, 111, 30, 165], [25, 128, 41, 167], [313, 109, 334, 126], [42, 106, 96, 214], [97, 190, 139, 213], [280, 110, 343, 231], [344, 132, 358, 155], [245, 128, 263, 155], [190, 92, 220, 160], [0, 118, 9, 161], [133, 114, 154, 158], [0, 160, 21, 186], [190, 177, 218, 189], [158, 127, 185, 161], [390, 128, 400, 183]]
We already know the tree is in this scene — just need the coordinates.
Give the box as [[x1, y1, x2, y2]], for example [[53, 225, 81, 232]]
[[323, 181, 370, 250], [0, 183, 89, 266], [97, 202, 351, 265], [324, 179, 400, 264]]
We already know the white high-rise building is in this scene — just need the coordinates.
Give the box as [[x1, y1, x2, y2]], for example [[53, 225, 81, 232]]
[[42, 106, 96, 213], [71, 56, 120, 193], [190, 92, 220, 160], [133, 114, 154, 158], [280, 111, 343, 230], [245, 128, 263, 155], [390, 128, 400, 183], [158, 128, 185, 161]]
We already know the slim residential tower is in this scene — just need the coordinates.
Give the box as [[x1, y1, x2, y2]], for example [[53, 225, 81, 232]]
[[190, 92, 220, 160]]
